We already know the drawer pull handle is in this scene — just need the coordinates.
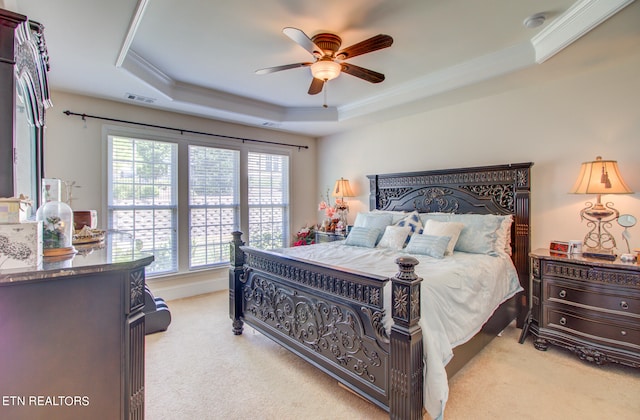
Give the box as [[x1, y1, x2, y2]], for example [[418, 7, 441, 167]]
[[558, 290, 567, 298], [620, 301, 629, 310], [559, 317, 567, 326], [621, 330, 627, 336]]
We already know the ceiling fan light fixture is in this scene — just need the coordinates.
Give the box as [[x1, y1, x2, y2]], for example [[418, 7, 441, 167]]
[[311, 59, 341, 81]]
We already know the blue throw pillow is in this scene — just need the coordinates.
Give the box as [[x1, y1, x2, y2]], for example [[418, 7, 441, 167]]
[[353, 212, 393, 243], [345, 227, 382, 248], [405, 234, 451, 259]]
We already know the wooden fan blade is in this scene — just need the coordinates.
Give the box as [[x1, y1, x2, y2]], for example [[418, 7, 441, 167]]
[[336, 34, 393, 60], [308, 78, 324, 95], [255, 62, 312, 75], [341, 63, 385, 83], [283, 27, 324, 57]]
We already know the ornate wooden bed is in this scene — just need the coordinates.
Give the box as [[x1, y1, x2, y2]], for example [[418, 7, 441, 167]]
[[229, 162, 532, 419]]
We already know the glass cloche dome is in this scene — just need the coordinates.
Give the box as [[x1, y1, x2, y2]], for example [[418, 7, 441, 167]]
[[36, 201, 75, 256]]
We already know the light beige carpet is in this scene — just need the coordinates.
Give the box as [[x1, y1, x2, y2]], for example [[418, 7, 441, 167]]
[[145, 291, 640, 420]]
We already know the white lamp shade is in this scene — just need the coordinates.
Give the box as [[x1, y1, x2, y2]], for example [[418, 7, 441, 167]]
[[331, 178, 354, 198], [570, 156, 633, 195]]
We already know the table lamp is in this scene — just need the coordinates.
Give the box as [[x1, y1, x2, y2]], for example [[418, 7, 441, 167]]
[[331, 177, 355, 229], [569, 156, 634, 259]]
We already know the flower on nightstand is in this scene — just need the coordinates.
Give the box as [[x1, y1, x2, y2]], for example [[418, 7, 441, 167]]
[[293, 225, 316, 246], [318, 189, 350, 232]]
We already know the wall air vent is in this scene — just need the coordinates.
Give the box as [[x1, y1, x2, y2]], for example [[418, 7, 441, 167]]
[[125, 93, 157, 104]]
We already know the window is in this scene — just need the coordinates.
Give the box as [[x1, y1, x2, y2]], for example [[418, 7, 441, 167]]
[[107, 136, 178, 275], [248, 152, 289, 249], [189, 146, 240, 268], [106, 130, 290, 278]]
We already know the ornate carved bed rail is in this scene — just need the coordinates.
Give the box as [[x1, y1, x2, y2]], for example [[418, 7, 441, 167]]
[[229, 232, 425, 418]]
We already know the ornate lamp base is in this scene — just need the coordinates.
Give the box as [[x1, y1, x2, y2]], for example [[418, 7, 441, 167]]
[[579, 199, 619, 260]]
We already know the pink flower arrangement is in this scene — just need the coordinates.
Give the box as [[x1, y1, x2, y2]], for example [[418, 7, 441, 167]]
[[318, 189, 349, 232], [318, 199, 336, 219]]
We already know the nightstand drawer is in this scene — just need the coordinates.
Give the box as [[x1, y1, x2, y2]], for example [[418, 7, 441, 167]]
[[315, 231, 347, 243], [545, 280, 640, 317], [543, 260, 640, 285], [544, 306, 640, 350]]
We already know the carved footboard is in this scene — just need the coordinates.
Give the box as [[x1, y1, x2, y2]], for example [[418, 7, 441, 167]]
[[229, 232, 424, 419]]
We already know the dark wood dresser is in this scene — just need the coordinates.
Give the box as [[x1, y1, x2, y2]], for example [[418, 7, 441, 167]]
[[0, 235, 153, 419], [528, 249, 639, 368]]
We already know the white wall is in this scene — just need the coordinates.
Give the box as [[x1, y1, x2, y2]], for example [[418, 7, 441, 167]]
[[43, 92, 318, 299], [317, 4, 640, 253]]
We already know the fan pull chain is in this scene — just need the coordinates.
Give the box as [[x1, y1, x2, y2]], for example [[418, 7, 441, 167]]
[[323, 80, 328, 108]]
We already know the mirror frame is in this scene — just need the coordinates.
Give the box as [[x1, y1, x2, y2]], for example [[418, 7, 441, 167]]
[[0, 9, 51, 209], [14, 18, 52, 209]]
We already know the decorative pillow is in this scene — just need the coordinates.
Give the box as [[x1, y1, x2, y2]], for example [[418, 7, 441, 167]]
[[377, 225, 411, 250], [345, 226, 382, 248], [422, 219, 464, 255], [449, 214, 506, 255], [395, 211, 424, 236], [419, 212, 453, 226], [371, 209, 408, 224], [353, 212, 393, 242], [405, 234, 451, 259], [494, 215, 513, 256]]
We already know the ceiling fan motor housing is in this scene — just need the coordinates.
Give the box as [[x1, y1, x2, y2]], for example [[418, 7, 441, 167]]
[[311, 33, 342, 56]]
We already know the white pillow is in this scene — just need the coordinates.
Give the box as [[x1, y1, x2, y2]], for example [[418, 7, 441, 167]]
[[422, 219, 464, 255], [377, 225, 411, 250]]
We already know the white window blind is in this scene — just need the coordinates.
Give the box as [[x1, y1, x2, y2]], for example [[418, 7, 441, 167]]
[[247, 152, 289, 249], [107, 136, 178, 275], [188, 145, 240, 268]]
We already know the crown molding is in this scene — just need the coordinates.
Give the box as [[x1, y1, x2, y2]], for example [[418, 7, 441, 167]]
[[120, 50, 174, 100], [115, 0, 150, 68], [339, 42, 534, 121], [115, 0, 632, 129], [532, 0, 634, 63]]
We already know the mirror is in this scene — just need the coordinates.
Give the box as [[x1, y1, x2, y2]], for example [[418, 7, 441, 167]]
[[617, 214, 636, 254], [14, 89, 38, 219], [618, 214, 637, 228]]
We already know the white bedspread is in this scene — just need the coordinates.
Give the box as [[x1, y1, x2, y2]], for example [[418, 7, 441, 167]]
[[276, 241, 522, 420]]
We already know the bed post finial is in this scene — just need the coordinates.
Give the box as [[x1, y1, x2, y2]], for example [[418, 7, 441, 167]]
[[229, 231, 245, 335], [389, 256, 423, 419]]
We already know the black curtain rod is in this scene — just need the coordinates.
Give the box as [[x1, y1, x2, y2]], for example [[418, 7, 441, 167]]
[[62, 110, 309, 151]]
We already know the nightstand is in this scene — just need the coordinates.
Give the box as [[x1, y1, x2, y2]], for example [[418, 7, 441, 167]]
[[314, 230, 347, 243], [527, 249, 640, 368]]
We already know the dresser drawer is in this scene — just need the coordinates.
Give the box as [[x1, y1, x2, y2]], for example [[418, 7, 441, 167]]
[[544, 279, 640, 317], [544, 305, 640, 350]]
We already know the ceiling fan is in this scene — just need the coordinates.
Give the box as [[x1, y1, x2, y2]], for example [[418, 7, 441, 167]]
[[256, 27, 393, 96]]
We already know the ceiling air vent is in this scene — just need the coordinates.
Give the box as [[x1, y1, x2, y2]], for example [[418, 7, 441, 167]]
[[125, 93, 156, 104]]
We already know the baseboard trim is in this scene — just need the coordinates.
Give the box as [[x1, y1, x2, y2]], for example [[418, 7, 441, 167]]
[[147, 276, 226, 301]]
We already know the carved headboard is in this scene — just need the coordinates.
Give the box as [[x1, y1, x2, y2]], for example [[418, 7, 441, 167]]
[[367, 162, 533, 325]]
